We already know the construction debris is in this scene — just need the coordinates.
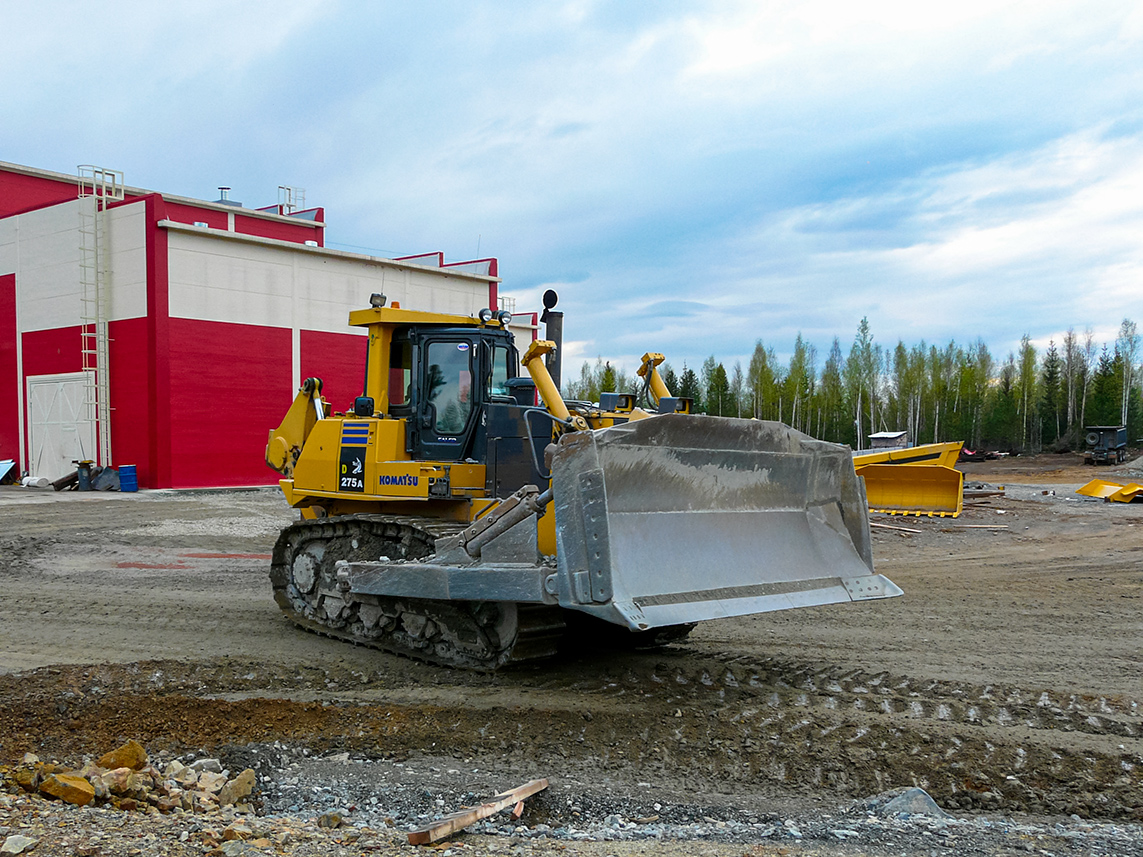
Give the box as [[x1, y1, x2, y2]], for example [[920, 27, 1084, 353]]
[[5, 739, 257, 816], [869, 521, 923, 534], [406, 778, 548, 845], [51, 471, 79, 491], [964, 488, 1006, 500]]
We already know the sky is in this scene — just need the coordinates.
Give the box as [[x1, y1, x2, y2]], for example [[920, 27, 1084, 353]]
[[5, 1, 1143, 376]]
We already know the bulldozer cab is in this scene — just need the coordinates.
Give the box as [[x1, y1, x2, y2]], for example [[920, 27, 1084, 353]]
[[342, 304, 549, 497], [397, 326, 520, 462]]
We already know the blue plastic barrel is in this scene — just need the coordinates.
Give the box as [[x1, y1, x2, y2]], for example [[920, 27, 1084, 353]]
[[119, 464, 138, 493]]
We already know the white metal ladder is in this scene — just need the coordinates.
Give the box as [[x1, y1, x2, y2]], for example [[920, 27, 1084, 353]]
[[77, 165, 124, 468]]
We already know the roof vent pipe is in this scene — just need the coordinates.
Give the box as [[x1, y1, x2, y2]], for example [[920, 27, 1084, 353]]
[[214, 186, 243, 207]]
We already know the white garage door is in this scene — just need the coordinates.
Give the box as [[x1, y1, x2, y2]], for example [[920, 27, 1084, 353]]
[[26, 372, 96, 480]]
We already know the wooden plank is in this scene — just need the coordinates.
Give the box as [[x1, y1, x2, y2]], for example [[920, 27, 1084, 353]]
[[869, 521, 923, 534], [406, 778, 548, 845]]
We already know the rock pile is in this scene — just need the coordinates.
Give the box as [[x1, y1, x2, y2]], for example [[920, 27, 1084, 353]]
[[2, 740, 256, 816]]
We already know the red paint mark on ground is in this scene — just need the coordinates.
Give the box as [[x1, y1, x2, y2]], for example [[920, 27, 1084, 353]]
[[178, 552, 272, 560], [115, 562, 191, 569]]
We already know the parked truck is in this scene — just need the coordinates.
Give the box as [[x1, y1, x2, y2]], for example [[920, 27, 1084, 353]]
[[1084, 426, 1128, 465]]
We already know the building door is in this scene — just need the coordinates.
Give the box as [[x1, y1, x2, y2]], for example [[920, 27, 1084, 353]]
[[26, 372, 95, 479]]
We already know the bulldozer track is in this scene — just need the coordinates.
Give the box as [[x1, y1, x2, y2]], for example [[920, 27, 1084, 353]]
[[498, 653, 1143, 816], [270, 514, 566, 670], [559, 653, 1143, 743]]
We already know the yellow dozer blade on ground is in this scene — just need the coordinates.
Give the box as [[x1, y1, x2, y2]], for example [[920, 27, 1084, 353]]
[[852, 442, 965, 517], [858, 463, 964, 517], [852, 441, 964, 469], [1077, 478, 1143, 502]]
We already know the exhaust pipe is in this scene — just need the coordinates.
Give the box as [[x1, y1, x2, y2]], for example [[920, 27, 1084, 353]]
[[541, 289, 562, 391]]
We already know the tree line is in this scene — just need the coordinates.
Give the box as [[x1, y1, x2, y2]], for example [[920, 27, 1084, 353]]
[[563, 318, 1143, 452]]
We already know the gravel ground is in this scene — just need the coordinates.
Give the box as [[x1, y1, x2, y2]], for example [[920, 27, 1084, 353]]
[[5, 749, 1143, 856]]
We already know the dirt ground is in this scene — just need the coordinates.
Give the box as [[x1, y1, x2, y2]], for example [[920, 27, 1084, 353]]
[[1, 453, 1141, 855]]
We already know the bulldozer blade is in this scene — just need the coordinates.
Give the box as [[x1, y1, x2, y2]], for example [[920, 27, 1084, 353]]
[[1077, 478, 1143, 502], [857, 463, 963, 517], [852, 441, 964, 468], [1077, 478, 1124, 499], [549, 414, 901, 631]]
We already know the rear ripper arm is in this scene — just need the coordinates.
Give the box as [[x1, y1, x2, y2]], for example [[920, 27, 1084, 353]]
[[266, 377, 326, 478]]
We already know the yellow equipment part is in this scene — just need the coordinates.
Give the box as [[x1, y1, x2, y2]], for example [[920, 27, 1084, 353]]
[[265, 378, 326, 477], [859, 463, 964, 517], [852, 441, 964, 469], [1110, 485, 1143, 503], [1077, 478, 1143, 502]]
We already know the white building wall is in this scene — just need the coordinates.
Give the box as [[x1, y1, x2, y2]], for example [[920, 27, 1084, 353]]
[[165, 229, 490, 332], [0, 199, 148, 332], [104, 202, 148, 321]]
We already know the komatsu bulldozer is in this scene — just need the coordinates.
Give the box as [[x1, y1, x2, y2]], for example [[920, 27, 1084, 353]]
[[264, 295, 901, 669]]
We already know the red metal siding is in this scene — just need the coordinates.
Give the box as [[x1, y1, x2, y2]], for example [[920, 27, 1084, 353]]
[[144, 194, 173, 488], [167, 318, 292, 488], [0, 170, 77, 218], [21, 326, 83, 377], [163, 201, 229, 230], [300, 330, 367, 414], [0, 275, 17, 463], [108, 317, 153, 487], [233, 212, 321, 245]]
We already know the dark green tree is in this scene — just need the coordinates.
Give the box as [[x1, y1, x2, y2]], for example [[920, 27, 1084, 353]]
[[677, 363, 702, 410], [601, 361, 617, 394], [983, 355, 1019, 449], [705, 363, 733, 416], [1039, 341, 1064, 447], [1088, 347, 1120, 426]]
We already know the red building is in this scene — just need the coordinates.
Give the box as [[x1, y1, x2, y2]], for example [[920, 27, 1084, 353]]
[[0, 161, 510, 488]]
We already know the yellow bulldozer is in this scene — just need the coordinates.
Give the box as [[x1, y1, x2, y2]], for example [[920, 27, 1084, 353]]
[[264, 294, 901, 668]]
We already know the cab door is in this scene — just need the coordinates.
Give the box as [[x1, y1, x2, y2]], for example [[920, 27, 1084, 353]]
[[413, 335, 480, 462]]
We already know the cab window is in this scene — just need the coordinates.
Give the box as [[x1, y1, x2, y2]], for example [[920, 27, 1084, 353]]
[[426, 341, 473, 434], [490, 345, 512, 398]]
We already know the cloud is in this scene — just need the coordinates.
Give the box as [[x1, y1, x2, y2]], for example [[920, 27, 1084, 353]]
[[5, 1, 1143, 377], [686, 125, 1143, 364]]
